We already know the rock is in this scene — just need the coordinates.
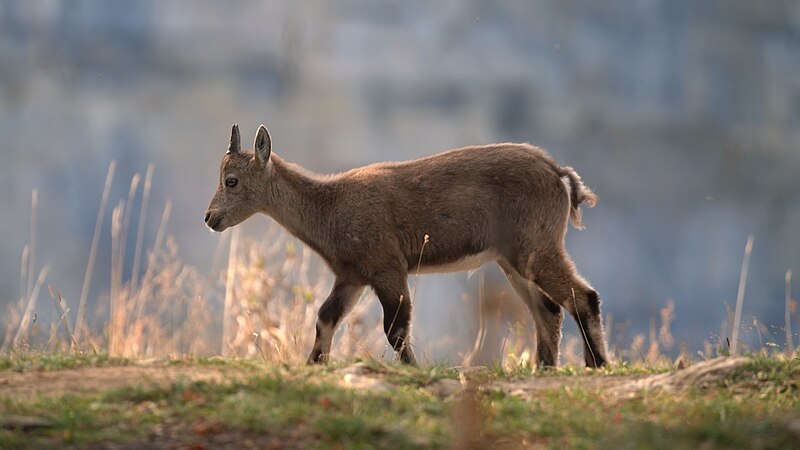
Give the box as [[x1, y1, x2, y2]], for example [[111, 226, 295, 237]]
[[0, 415, 56, 431], [453, 366, 491, 376], [426, 379, 462, 398], [340, 373, 391, 393], [786, 419, 800, 438], [336, 362, 377, 377], [612, 357, 751, 395]]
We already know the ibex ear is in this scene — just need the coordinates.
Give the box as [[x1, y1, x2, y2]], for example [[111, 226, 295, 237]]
[[254, 124, 272, 166], [227, 124, 241, 154]]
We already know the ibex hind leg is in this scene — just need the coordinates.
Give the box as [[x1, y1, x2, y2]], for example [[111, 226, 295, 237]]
[[498, 259, 563, 368], [524, 255, 608, 368], [307, 282, 365, 364], [371, 273, 418, 365]]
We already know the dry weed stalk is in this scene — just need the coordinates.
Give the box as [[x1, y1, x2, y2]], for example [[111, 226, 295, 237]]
[[221, 228, 240, 357], [49, 288, 77, 352], [75, 161, 116, 345], [463, 274, 486, 367], [451, 385, 489, 450], [131, 164, 154, 291], [731, 235, 754, 356], [785, 270, 794, 354], [10, 266, 50, 349], [26, 190, 38, 302]]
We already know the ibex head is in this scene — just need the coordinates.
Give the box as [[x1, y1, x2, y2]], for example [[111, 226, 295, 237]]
[[204, 124, 272, 232]]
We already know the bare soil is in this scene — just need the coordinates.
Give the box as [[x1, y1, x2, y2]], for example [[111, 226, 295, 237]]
[[0, 363, 251, 398]]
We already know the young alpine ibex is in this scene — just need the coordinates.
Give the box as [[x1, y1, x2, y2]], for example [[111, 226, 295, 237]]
[[205, 124, 608, 367]]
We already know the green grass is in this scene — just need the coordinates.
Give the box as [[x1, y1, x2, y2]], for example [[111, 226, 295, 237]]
[[0, 352, 132, 372], [1, 354, 798, 449], [0, 352, 278, 373], [497, 359, 675, 379]]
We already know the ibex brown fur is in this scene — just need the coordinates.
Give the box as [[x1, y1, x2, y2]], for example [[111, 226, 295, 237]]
[[205, 124, 608, 367]]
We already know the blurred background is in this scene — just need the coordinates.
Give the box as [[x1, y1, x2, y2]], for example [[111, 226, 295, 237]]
[[1, 1, 798, 363]]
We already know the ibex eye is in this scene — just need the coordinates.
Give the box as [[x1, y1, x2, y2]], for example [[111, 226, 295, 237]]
[[225, 177, 238, 188]]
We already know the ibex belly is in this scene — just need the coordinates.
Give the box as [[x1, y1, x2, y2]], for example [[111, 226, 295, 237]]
[[414, 249, 499, 274]]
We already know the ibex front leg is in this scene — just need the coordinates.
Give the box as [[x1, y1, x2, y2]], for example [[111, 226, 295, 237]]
[[307, 281, 365, 364]]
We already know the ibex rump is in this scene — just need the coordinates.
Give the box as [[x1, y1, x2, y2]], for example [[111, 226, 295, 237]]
[[205, 124, 608, 367]]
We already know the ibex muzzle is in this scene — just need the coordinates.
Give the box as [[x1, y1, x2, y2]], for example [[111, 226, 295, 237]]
[[205, 124, 608, 367]]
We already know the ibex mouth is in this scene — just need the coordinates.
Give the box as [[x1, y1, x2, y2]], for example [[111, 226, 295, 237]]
[[208, 221, 225, 232], [204, 211, 225, 232]]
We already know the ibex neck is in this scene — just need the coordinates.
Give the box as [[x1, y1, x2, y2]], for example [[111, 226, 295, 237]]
[[266, 155, 333, 257]]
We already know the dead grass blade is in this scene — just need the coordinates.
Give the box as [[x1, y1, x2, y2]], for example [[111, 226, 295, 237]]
[[75, 160, 117, 345], [12, 265, 51, 347], [786, 270, 794, 354], [222, 228, 240, 357], [731, 235, 753, 356]]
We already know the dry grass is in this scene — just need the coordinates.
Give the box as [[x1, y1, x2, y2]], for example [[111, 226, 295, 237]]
[[2, 168, 798, 370], [1, 166, 388, 363]]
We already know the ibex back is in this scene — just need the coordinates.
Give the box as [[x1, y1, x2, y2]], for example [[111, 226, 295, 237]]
[[205, 124, 608, 367]]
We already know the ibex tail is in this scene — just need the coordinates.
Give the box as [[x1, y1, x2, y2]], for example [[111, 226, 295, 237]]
[[558, 166, 597, 229]]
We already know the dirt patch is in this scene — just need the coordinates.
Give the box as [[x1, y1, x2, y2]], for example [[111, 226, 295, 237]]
[[0, 363, 252, 398]]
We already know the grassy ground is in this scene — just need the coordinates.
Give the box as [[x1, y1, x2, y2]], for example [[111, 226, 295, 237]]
[[0, 354, 798, 449]]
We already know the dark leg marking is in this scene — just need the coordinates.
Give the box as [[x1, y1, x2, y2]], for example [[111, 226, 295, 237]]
[[523, 255, 608, 368], [570, 290, 607, 368], [586, 289, 601, 316]]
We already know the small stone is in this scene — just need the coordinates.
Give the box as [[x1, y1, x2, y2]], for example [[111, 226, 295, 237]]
[[341, 373, 391, 393], [0, 415, 56, 431], [426, 379, 462, 398], [336, 362, 375, 376], [786, 419, 800, 438]]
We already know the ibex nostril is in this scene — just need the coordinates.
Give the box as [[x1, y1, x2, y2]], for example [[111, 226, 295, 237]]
[[204, 212, 211, 223]]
